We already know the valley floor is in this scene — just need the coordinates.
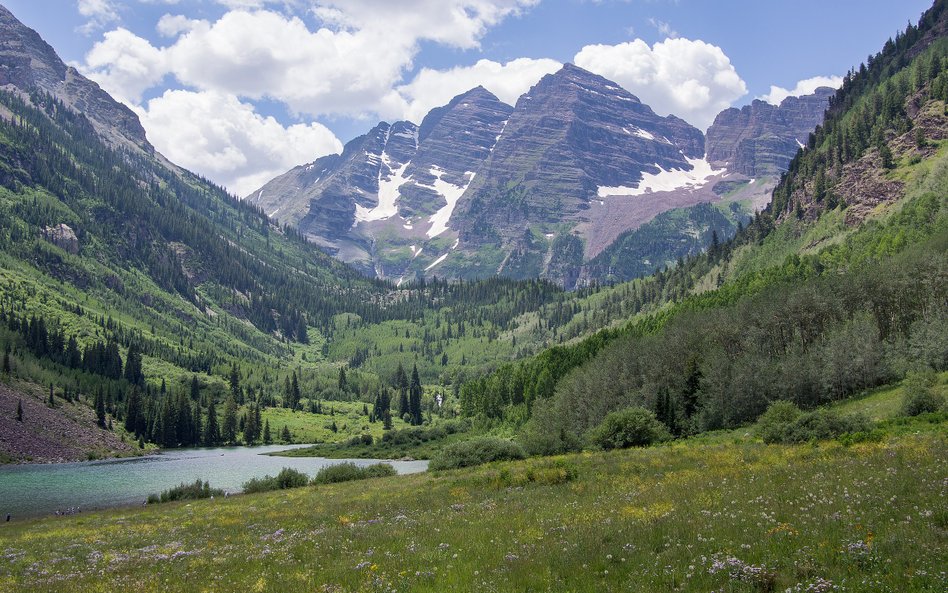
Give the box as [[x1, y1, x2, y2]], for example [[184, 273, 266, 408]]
[[0, 419, 944, 592]]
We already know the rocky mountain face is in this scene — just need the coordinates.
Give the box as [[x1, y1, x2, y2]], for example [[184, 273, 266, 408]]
[[251, 86, 512, 278], [0, 4, 151, 154], [705, 88, 834, 177], [251, 65, 833, 287]]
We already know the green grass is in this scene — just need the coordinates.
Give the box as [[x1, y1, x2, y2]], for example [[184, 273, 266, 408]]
[[833, 371, 948, 422], [1, 419, 945, 592], [259, 401, 411, 445]]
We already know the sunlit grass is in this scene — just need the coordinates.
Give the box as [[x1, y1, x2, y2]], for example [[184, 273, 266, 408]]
[[1, 420, 944, 592]]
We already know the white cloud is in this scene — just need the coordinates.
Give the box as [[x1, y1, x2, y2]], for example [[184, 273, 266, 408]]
[[83, 28, 167, 104], [84, 1, 539, 118], [311, 0, 539, 50], [384, 57, 562, 122], [758, 75, 843, 105], [574, 37, 747, 131], [156, 14, 201, 37], [136, 90, 343, 196], [77, 0, 121, 34], [79, 1, 540, 192], [647, 17, 677, 39]]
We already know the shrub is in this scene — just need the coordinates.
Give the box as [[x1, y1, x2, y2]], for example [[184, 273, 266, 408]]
[[837, 428, 887, 446], [756, 401, 803, 443], [759, 407, 872, 444], [900, 369, 944, 416], [243, 467, 310, 494], [429, 437, 526, 470], [310, 462, 396, 485], [149, 480, 224, 504], [587, 407, 671, 450]]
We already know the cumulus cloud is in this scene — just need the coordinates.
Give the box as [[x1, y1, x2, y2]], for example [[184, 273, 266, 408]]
[[136, 90, 342, 196], [384, 57, 562, 122], [311, 0, 539, 49], [80, 1, 538, 193], [84, 2, 539, 118], [83, 28, 167, 104], [574, 37, 747, 131], [77, 0, 121, 34], [758, 75, 843, 105]]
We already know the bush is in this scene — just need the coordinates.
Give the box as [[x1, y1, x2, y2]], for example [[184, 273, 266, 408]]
[[242, 467, 310, 494], [837, 428, 887, 446], [429, 437, 526, 470], [379, 419, 470, 445], [587, 407, 671, 450], [900, 369, 944, 416], [758, 406, 872, 444], [310, 462, 396, 485], [149, 480, 224, 504], [756, 401, 803, 443]]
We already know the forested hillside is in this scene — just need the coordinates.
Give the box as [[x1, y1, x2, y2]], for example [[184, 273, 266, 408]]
[[0, 78, 649, 458], [457, 1, 948, 452]]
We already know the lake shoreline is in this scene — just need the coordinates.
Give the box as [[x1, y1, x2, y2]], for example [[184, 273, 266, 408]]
[[0, 445, 428, 520]]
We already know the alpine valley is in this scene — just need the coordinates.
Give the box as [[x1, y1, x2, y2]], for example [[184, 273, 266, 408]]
[[0, 1, 947, 592]]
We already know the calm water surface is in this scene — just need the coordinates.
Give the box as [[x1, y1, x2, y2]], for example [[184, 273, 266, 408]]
[[0, 445, 427, 520]]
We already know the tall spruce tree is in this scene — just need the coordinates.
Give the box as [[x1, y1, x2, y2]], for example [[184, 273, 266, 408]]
[[222, 396, 238, 444], [94, 389, 106, 428], [204, 400, 220, 446], [409, 364, 423, 425]]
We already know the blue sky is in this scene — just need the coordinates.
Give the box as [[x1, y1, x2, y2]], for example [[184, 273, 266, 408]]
[[3, 0, 934, 195]]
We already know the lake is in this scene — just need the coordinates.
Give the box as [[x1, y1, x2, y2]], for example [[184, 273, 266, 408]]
[[0, 445, 428, 520]]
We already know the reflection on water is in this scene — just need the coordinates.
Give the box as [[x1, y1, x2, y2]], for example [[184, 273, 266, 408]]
[[0, 445, 427, 520]]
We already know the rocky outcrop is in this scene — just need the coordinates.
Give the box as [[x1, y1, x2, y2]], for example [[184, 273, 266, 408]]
[[42, 223, 78, 254], [0, 4, 152, 154], [706, 88, 834, 177]]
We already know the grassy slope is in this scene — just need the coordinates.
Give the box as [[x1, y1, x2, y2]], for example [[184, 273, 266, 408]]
[[0, 420, 944, 593]]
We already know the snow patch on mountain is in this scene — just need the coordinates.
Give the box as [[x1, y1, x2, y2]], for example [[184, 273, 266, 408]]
[[354, 155, 411, 225], [426, 167, 476, 238], [425, 251, 450, 271], [597, 156, 724, 198]]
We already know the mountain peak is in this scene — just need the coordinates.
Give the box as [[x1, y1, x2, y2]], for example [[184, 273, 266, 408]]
[[0, 3, 151, 153], [419, 85, 510, 143]]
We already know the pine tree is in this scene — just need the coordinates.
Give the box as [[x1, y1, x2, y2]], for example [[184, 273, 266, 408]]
[[244, 403, 260, 445], [123, 344, 143, 385], [16, 399, 23, 422], [286, 372, 301, 409], [192, 402, 203, 446], [204, 400, 220, 446], [338, 367, 348, 392], [190, 375, 200, 401], [229, 363, 242, 404], [125, 387, 141, 435], [382, 409, 393, 430], [2, 347, 10, 376], [281, 424, 291, 443], [409, 364, 423, 425], [48, 383, 54, 407], [222, 396, 238, 444], [94, 390, 106, 428], [263, 419, 272, 444]]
